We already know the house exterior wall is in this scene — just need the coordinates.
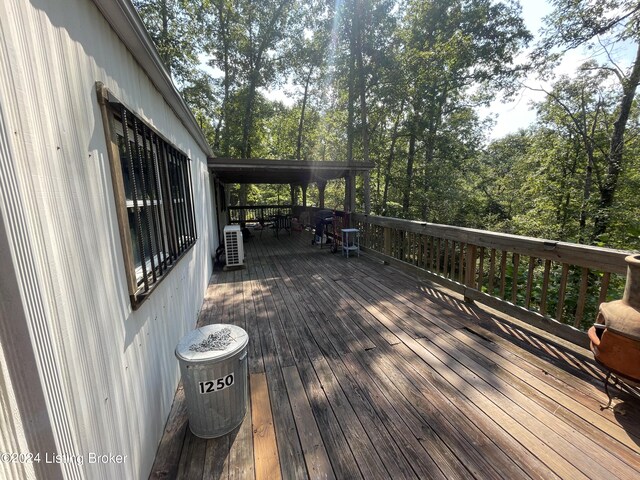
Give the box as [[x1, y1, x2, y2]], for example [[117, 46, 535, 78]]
[[0, 1, 216, 478]]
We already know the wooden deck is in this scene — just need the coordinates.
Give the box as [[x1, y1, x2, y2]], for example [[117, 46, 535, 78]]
[[150, 230, 640, 480]]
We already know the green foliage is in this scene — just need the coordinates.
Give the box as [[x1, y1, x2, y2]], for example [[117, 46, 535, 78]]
[[133, 0, 640, 255]]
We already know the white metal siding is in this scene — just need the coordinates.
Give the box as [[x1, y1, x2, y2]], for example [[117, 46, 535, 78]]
[[0, 1, 216, 478]]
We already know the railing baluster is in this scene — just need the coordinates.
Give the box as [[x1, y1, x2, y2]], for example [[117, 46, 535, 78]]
[[450, 241, 457, 279], [384, 226, 391, 256], [598, 271, 611, 306], [525, 257, 536, 309], [540, 260, 551, 315], [391, 228, 396, 258], [556, 263, 570, 322], [464, 245, 477, 291], [488, 249, 496, 294], [574, 267, 590, 328], [477, 247, 485, 290], [393, 228, 397, 257], [435, 238, 441, 273], [407, 232, 416, 265], [394, 228, 398, 259], [499, 250, 508, 298], [511, 253, 520, 303], [408, 232, 413, 264], [443, 240, 450, 278], [428, 236, 435, 271], [459, 243, 466, 283]]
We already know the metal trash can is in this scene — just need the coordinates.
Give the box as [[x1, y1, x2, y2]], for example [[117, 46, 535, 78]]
[[175, 324, 249, 438]]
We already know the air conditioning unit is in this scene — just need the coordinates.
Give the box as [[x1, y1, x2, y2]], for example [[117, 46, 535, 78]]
[[224, 225, 244, 268]]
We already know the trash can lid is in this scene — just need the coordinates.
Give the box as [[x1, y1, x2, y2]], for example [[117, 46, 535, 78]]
[[175, 324, 248, 363]]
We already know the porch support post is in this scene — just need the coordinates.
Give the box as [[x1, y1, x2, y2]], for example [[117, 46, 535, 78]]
[[302, 183, 308, 207], [363, 171, 371, 215], [318, 180, 327, 208], [345, 172, 356, 213], [224, 183, 232, 225], [344, 172, 356, 229]]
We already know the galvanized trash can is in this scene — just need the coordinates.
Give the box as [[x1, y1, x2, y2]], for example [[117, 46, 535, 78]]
[[175, 324, 249, 438]]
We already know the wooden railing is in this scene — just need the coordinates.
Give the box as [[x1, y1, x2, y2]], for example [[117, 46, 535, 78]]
[[351, 213, 633, 347], [228, 205, 293, 224]]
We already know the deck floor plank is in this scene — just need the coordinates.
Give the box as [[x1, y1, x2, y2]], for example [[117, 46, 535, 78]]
[[295, 360, 364, 479], [149, 385, 188, 480], [250, 373, 281, 480], [282, 365, 336, 480], [444, 329, 640, 465], [266, 245, 421, 480], [353, 267, 640, 458], [338, 272, 591, 479], [333, 276, 563, 479], [227, 399, 255, 480], [150, 231, 640, 480], [310, 356, 391, 480], [202, 435, 229, 480], [251, 240, 309, 480]]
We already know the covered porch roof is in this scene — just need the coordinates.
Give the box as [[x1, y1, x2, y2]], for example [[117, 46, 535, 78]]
[[207, 157, 375, 185]]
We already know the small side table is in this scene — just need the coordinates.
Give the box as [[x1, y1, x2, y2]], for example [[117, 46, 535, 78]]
[[341, 228, 360, 258]]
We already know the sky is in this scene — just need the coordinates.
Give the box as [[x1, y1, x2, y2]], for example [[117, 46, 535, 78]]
[[479, 0, 554, 139]]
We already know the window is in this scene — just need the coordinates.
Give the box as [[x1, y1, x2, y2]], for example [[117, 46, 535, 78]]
[[97, 84, 197, 308]]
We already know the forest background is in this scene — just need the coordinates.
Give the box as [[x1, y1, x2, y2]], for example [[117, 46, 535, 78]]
[[133, 0, 640, 251]]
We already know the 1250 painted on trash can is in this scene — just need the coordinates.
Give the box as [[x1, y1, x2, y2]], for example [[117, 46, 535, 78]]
[[198, 374, 234, 394]]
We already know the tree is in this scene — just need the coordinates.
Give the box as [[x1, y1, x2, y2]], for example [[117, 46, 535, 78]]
[[133, 1, 218, 139], [133, 0, 203, 81], [531, 66, 615, 242], [397, 0, 531, 217], [286, 2, 330, 161], [536, 0, 640, 242]]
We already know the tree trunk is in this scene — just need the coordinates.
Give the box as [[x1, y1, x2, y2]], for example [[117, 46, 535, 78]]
[[382, 105, 403, 215], [578, 151, 594, 243], [239, 69, 259, 206], [296, 66, 314, 161], [213, 0, 231, 154], [593, 41, 640, 240], [354, 0, 370, 214], [558, 145, 578, 237], [241, 70, 259, 159], [160, 0, 170, 73], [344, 6, 357, 214], [421, 86, 446, 221], [402, 127, 416, 217]]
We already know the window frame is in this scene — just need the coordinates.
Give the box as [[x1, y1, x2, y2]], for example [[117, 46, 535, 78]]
[[97, 83, 198, 309]]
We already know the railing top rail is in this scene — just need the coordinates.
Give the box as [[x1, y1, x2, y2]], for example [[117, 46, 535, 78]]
[[229, 204, 293, 210], [352, 212, 633, 275]]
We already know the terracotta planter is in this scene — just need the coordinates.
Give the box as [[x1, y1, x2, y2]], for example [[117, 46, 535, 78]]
[[589, 254, 640, 381]]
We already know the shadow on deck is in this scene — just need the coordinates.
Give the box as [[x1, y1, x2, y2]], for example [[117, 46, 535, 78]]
[[150, 230, 640, 480]]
